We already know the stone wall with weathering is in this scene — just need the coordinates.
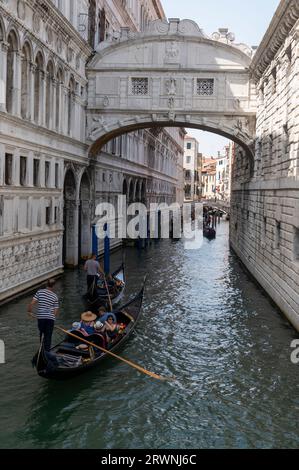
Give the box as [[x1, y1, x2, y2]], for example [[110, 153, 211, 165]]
[[230, 0, 299, 331]]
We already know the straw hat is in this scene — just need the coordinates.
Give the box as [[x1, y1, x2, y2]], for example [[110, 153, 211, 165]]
[[81, 311, 97, 322]]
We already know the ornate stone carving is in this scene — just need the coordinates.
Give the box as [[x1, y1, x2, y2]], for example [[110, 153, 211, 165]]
[[212, 28, 235, 44], [103, 96, 109, 107], [56, 36, 63, 54], [33, 12, 41, 33], [165, 41, 180, 64], [67, 47, 74, 63], [17, 0, 25, 20], [147, 19, 169, 35], [88, 115, 108, 138], [165, 78, 177, 96], [76, 54, 80, 70], [46, 26, 53, 45], [165, 78, 177, 108], [177, 19, 204, 36]]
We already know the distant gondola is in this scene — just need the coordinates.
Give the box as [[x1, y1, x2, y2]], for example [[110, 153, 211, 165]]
[[84, 264, 125, 312], [203, 226, 216, 240], [32, 284, 144, 380]]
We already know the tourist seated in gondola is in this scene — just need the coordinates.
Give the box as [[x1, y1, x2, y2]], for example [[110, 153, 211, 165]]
[[103, 315, 120, 343], [78, 311, 97, 336], [97, 306, 107, 318]]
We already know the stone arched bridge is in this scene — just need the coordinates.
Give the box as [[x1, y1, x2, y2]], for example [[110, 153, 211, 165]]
[[86, 18, 257, 161]]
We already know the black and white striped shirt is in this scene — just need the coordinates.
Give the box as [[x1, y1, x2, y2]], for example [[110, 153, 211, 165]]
[[33, 289, 59, 321]]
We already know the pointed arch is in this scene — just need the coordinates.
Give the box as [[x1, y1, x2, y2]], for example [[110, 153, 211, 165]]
[[0, 15, 6, 42], [45, 59, 55, 128], [34, 51, 44, 124], [6, 29, 20, 114], [21, 41, 32, 119], [55, 66, 64, 131], [67, 75, 76, 135]]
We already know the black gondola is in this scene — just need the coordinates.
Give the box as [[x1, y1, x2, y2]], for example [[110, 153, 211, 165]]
[[203, 225, 216, 240], [84, 264, 126, 312], [32, 283, 145, 380]]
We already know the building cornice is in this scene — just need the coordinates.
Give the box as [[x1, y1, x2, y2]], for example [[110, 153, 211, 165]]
[[250, 0, 299, 82]]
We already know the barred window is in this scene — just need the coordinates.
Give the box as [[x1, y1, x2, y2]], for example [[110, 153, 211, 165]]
[[132, 78, 148, 95], [197, 79, 214, 96]]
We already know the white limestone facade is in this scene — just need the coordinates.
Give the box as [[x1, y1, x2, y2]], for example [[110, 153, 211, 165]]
[[0, 0, 92, 301], [230, 0, 299, 331], [0, 0, 184, 302]]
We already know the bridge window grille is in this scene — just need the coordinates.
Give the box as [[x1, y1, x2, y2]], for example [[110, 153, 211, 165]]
[[132, 78, 149, 96], [197, 79, 214, 96]]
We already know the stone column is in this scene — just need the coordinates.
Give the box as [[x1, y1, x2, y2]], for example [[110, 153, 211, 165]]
[[0, 195, 4, 236], [0, 143, 5, 186], [41, 70, 46, 127], [61, 85, 68, 134], [64, 199, 80, 266], [0, 42, 8, 112], [27, 196, 33, 231], [13, 51, 22, 116], [58, 160, 64, 190], [28, 63, 35, 122], [57, 81, 63, 133], [13, 196, 19, 233], [73, 93, 81, 139], [49, 158, 55, 188], [51, 78, 56, 131], [40, 155, 45, 188], [13, 150, 20, 187], [27, 151, 34, 187]]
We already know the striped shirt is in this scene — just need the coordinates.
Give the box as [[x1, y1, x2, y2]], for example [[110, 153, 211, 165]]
[[33, 289, 59, 321]]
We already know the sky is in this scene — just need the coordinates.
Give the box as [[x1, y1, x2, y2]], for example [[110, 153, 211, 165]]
[[162, 0, 280, 156]]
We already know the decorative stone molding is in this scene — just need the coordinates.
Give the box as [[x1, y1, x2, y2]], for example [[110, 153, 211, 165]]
[[17, 0, 25, 21], [250, 0, 299, 81], [95, 18, 253, 58], [46, 25, 53, 45], [56, 35, 63, 54], [67, 47, 74, 63], [33, 12, 41, 33]]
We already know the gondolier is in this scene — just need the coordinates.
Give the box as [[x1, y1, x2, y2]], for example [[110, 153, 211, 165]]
[[27, 279, 59, 351], [84, 254, 104, 289]]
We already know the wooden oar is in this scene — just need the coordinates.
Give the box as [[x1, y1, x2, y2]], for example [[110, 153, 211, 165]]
[[103, 274, 113, 312], [55, 325, 171, 381]]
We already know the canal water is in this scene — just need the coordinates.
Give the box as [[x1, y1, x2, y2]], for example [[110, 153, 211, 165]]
[[0, 221, 298, 449]]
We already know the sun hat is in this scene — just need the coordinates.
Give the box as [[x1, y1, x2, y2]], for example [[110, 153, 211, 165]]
[[81, 311, 97, 322]]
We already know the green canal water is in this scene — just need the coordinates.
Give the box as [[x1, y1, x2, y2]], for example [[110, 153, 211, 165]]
[[0, 222, 298, 449]]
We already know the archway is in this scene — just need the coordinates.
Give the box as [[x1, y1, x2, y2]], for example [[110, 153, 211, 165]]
[[34, 51, 44, 124], [21, 41, 32, 119], [135, 180, 140, 202], [45, 60, 55, 128], [63, 169, 77, 267], [6, 29, 19, 114], [79, 172, 91, 260], [128, 179, 134, 204], [141, 180, 146, 205]]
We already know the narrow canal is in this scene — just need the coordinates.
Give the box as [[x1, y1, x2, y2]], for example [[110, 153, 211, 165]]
[[0, 221, 298, 449]]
